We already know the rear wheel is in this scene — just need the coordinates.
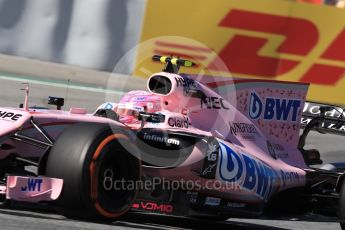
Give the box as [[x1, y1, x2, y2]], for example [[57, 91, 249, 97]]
[[45, 123, 141, 221], [339, 178, 345, 229]]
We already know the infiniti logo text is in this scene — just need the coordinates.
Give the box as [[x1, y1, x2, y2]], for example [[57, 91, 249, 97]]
[[143, 133, 180, 146]]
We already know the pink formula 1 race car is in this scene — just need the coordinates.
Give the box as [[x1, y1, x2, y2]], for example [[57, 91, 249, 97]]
[[0, 55, 344, 228]]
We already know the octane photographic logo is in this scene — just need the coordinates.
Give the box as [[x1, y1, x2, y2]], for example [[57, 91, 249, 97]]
[[103, 35, 237, 168]]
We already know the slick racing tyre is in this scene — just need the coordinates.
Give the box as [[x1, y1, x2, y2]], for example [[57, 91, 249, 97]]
[[45, 123, 141, 221]]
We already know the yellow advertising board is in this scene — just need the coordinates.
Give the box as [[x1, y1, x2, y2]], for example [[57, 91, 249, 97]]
[[134, 0, 345, 105]]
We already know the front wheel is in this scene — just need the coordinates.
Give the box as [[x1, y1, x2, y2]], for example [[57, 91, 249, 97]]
[[45, 123, 141, 221]]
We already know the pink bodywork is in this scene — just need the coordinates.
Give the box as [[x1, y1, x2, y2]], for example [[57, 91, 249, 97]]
[[138, 72, 309, 202], [3, 176, 63, 202], [0, 72, 310, 204]]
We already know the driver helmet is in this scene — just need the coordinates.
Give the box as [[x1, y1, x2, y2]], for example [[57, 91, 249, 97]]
[[116, 90, 162, 123]]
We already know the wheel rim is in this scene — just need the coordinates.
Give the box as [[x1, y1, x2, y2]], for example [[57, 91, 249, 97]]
[[89, 134, 139, 218]]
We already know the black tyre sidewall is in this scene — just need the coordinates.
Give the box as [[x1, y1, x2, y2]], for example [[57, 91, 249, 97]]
[[45, 122, 140, 220]]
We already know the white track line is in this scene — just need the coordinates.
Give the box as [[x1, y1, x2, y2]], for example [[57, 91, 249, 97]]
[[0, 74, 124, 95]]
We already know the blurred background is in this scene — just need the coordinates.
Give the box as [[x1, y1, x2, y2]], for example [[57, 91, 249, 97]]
[[0, 0, 344, 106], [0, 2, 343, 228], [0, 0, 344, 165]]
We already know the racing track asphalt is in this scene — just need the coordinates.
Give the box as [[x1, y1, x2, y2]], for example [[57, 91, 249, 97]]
[[0, 73, 344, 229], [0, 205, 341, 230]]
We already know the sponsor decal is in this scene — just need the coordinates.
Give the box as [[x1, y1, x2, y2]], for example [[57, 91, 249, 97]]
[[168, 117, 189, 128], [187, 191, 198, 204], [202, 163, 217, 176], [267, 141, 289, 159], [201, 96, 229, 110], [205, 197, 221, 206], [226, 202, 246, 208], [175, 76, 196, 88], [207, 143, 218, 157], [147, 122, 160, 126], [218, 143, 299, 200], [301, 117, 345, 132], [201, 142, 219, 179], [133, 96, 147, 101], [133, 106, 145, 112], [0, 111, 23, 122], [281, 170, 299, 187], [147, 112, 165, 126], [229, 122, 258, 140], [175, 76, 203, 98], [249, 92, 301, 122], [143, 133, 180, 146], [303, 102, 345, 119], [132, 201, 173, 213], [218, 142, 276, 200], [127, 91, 151, 96], [21, 178, 43, 192], [266, 141, 277, 159]]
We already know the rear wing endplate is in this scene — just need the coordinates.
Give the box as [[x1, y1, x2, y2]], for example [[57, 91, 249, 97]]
[[302, 101, 345, 136]]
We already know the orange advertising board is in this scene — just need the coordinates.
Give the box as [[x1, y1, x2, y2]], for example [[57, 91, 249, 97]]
[[134, 0, 345, 105]]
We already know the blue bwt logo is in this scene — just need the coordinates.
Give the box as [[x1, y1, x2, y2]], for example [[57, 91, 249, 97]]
[[218, 143, 277, 200], [21, 178, 43, 192], [249, 92, 301, 122]]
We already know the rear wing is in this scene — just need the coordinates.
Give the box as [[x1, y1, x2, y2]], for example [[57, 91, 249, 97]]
[[301, 101, 345, 136], [182, 74, 309, 148]]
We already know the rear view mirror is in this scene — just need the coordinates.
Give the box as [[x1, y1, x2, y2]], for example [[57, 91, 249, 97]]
[[138, 112, 165, 123], [48, 96, 64, 110]]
